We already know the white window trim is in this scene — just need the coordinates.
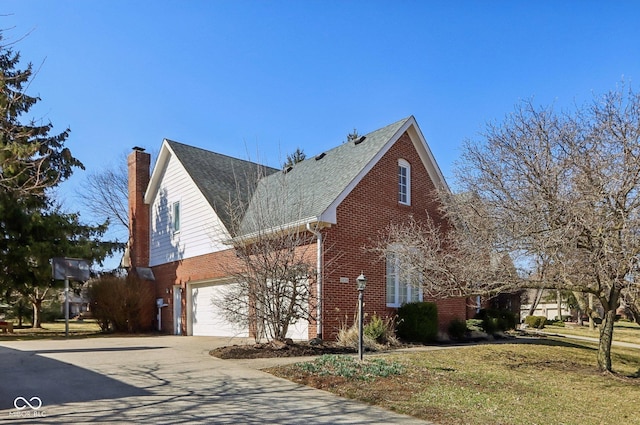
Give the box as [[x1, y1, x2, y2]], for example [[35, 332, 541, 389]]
[[172, 201, 181, 233], [398, 159, 411, 206]]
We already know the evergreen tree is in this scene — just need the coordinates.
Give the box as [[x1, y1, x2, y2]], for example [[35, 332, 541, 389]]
[[0, 30, 121, 326], [0, 31, 82, 196], [282, 147, 306, 169]]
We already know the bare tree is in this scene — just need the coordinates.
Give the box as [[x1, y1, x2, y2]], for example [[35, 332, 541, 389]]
[[371, 214, 518, 301], [447, 85, 640, 372], [213, 163, 318, 342], [78, 154, 129, 237]]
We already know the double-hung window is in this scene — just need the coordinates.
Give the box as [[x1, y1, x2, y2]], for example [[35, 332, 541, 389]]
[[386, 250, 422, 307], [398, 159, 411, 205]]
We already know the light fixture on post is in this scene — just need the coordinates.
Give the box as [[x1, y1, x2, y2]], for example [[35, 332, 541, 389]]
[[356, 272, 367, 361]]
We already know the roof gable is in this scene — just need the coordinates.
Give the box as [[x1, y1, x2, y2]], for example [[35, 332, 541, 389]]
[[145, 139, 278, 234], [239, 116, 448, 234], [145, 116, 448, 238]]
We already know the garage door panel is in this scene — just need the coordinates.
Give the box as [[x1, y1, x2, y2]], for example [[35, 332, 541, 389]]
[[191, 284, 248, 337]]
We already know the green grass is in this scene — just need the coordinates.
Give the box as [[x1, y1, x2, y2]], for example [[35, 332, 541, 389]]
[[268, 338, 640, 425], [0, 320, 102, 340], [542, 320, 640, 345]]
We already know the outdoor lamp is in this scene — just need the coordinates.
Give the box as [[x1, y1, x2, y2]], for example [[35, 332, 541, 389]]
[[357, 272, 367, 291], [356, 272, 367, 360]]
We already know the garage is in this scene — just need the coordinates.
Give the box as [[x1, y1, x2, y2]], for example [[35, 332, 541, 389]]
[[187, 280, 309, 339], [188, 282, 249, 337]]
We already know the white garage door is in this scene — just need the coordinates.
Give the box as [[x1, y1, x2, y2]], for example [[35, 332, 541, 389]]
[[190, 283, 248, 337]]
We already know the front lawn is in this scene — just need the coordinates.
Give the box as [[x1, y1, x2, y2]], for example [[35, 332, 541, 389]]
[[0, 320, 102, 340], [543, 320, 640, 345], [267, 338, 640, 425]]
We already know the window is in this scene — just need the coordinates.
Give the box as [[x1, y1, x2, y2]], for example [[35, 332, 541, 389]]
[[386, 251, 422, 307], [398, 159, 411, 205], [172, 201, 180, 233]]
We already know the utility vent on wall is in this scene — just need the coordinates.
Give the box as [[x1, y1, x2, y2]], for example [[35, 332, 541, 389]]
[[353, 136, 366, 145]]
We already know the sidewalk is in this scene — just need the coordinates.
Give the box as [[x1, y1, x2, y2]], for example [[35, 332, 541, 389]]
[[529, 330, 640, 350]]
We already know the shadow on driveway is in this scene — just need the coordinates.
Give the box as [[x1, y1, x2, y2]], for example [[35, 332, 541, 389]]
[[0, 346, 153, 411]]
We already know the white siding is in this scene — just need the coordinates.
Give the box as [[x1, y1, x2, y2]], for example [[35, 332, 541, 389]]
[[149, 154, 230, 267]]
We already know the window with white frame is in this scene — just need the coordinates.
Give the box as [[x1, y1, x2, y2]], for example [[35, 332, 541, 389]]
[[386, 251, 422, 307], [398, 159, 411, 205], [172, 201, 181, 233]]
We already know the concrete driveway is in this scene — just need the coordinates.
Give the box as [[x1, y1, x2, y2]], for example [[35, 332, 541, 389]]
[[0, 336, 429, 424]]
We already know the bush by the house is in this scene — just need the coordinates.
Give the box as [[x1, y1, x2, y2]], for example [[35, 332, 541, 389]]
[[88, 274, 155, 333], [466, 318, 484, 333], [475, 308, 517, 334], [447, 318, 468, 340], [396, 302, 438, 343], [364, 314, 397, 345], [524, 315, 547, 329]]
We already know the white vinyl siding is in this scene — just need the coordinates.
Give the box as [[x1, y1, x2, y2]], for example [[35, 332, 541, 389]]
[[398, 159, 411, 205], [149, 154, 230, 266], [386, 251, 422, 307]]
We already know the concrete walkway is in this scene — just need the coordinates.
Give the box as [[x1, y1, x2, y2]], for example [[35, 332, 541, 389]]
[[0, 336, 431, 424], [531, 330, 640, 350]]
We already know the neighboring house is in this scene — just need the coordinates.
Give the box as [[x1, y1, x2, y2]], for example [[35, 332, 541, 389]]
[[520, 289, 572, 322], [127, 116, 468, 340]]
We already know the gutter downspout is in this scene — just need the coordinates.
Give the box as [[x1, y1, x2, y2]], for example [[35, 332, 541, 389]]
[[306, 223, 322, 340]]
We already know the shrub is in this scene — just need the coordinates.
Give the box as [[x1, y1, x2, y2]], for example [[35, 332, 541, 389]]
[[364, 314, 398, 345], [475, 308, 517, 334], [88, 274, 155, 333], [396, 302, 438, 343], [524, 315, 547, 329], [336, 316, 381, 351], [465, 319, 483, 333], [297, 354, 404, 381], [448, 318, 468, 340]]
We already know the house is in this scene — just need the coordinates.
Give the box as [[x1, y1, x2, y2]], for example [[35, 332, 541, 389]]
[[127, 116, 468, 339]]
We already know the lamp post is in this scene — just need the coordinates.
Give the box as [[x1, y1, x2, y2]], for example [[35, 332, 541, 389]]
[[356, 272, 367, 361]]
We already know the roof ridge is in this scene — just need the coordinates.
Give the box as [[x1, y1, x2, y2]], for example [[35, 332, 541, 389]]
[[165, 139, 277, 172]]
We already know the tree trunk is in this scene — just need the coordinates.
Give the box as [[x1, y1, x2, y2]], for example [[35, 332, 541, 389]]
[[589, 293, 595, 331], [597, 308, 616, 372], [556, 290, 562, 321], [527, 288, 544, 316], [597, 286, 621, 372], [32, 299, 43, 328]]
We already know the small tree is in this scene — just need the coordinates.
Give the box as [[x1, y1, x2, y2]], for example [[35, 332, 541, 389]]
[[77, 154, 130, 239], [282, 148, 306, 169], [213, 165, 317, 342]]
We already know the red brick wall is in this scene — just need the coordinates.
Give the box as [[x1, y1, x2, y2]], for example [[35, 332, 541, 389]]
[[151, 248, 237, 334], [320, 132, 467, 339], [151, 243, 319, 336], [138, 132, 467, 337]]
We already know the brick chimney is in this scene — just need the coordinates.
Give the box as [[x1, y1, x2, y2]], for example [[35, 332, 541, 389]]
[[127, 147, 151, 269]]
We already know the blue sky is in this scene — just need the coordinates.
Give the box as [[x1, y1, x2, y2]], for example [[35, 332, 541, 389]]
[[5, 1, 640, 259]]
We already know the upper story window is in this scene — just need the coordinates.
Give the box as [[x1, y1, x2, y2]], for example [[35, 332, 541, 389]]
[[398, 159, 411, 205], [172, 201, 181, 233]]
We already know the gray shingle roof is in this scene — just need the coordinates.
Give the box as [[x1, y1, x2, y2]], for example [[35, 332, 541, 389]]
[[239, 117, 411, 234], [165, 140, 278, 234]]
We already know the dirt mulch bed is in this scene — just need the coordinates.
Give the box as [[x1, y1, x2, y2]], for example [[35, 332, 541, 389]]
[[210, 341, 357, 359]]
